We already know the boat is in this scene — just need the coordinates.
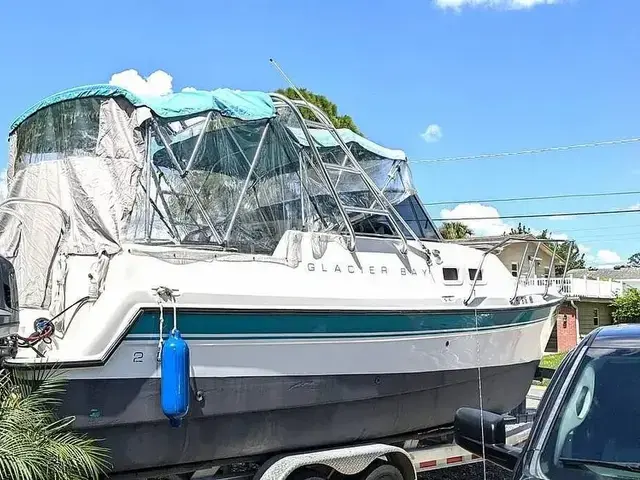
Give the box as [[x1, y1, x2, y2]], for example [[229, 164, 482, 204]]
[[0, 84, 566, 476]]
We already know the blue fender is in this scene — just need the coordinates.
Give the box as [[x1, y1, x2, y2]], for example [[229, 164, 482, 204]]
[[160, 329, 190, 427]]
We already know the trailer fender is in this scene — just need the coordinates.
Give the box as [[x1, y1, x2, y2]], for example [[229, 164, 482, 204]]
[[253, 444, 416, 480]]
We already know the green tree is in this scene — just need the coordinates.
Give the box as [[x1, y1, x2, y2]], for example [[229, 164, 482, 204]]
[[440, 221, 473, 239], [0, 368, 110, 480], [554, 242, 586, 274], [507, 223, 550, 238], [275, 88, 362, 135], [628, 252, 640, 267], [611, 287, 640, 323], [508, 223, 532, 235]]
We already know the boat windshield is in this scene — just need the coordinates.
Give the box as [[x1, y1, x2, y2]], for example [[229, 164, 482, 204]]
[[537, 347, 640, 479]]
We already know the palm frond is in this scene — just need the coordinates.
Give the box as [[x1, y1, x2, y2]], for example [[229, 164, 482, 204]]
[[0, 367, 111, 480], [0, 446, 40, 480], [10, 365, 68, 408]]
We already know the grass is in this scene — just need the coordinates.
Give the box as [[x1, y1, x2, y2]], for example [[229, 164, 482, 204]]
[[532, 378, 551, 387], [540, 352, 568, 370], [531, 352, 569, 386]]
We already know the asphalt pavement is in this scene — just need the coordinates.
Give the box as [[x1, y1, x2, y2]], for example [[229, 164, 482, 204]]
[[526, 384, 547, 410], [420, 384, 548, 480], [419, 462, 511, 480]]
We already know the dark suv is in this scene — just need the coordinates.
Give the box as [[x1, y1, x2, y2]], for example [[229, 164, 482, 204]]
[[455, 323, 640, 479]]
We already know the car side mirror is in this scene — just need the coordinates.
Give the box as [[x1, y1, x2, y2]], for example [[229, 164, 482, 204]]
[[454, 407, 522, 471]]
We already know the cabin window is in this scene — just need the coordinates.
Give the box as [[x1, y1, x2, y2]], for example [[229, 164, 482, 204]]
[[593, 308, 599, 326], [544, 266, 550, 278], [442, 267, 459, 281], [511, 263, 518, 277], [469, 268, 483, 281]]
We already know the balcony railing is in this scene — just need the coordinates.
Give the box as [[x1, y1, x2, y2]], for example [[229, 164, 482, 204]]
[[521, 275, 624, 299]]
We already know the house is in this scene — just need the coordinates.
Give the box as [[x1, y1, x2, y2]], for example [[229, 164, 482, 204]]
[[569, 265, 640, 290], [564, 265, 640, 336], [450, 235, 626, 353]]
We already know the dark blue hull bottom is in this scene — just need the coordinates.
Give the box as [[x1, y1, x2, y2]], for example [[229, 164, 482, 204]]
[[59, 360, 539, 475]]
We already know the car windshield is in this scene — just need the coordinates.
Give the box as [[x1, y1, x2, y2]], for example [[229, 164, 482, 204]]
[[538, 347, 640, 479]]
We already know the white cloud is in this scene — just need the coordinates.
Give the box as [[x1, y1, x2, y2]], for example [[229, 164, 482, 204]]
[[109, 69, 173, 97], [595, 249, 621, 265], [440, 203, 512, 236], [0, 168, 7, 201], [434, 0, 561, 10], [580, 244, 596, 264], [181, 86, 197, 92], [440, 202, 574, 245], [627, 203, 640, 210], [421, 124, 443, 143], [549, 232, 568, 241], [578, 244, 591, 254]]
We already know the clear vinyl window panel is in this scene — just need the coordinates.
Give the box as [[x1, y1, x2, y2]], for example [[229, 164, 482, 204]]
[[132, 113, 349, 254], [14, 97, 104, 169], [309, 144, 439, 241], [130, 107, 440, 252]]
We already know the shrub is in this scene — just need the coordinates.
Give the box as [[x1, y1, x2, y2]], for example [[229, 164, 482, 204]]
[[0, 367, 110, 480]]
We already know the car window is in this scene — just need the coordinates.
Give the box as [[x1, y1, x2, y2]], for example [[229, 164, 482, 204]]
[[537, 347, 640, 479]]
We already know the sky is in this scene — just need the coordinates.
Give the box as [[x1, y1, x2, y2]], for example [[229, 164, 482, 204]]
[[1, 0, 639, 267]]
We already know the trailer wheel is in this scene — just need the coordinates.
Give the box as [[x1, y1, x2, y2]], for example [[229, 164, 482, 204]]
[[360, 464, 403, 480], [288, 467, 327, 480]]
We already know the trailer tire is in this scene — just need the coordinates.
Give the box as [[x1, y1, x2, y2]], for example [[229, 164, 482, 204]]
[[360, 464, 403, 480], [288, 467, 327, 480]]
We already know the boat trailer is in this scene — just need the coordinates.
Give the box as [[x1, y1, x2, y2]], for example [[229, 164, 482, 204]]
[[109, 417, 532, 480]]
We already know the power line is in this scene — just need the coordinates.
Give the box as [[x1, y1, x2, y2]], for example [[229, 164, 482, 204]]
[[575, 230, 640, 241], [578, 236, 640, 245], [410, 136, 640, 165], [432, 207, 640, 222], [561, 224, 640, 234], [425, 189, 640, 206]]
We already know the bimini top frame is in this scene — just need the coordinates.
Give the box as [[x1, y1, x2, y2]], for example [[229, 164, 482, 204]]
[[137, 92, 433, 256]]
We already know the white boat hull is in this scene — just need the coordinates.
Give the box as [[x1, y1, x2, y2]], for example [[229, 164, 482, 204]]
[[25, 300, 560, 475]]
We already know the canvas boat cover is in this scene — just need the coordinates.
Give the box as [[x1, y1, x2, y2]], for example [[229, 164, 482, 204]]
[[1, 84, 426, 309]]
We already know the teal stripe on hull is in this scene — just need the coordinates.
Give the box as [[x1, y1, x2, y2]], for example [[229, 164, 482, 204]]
[[126, 305, 555, 340]]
